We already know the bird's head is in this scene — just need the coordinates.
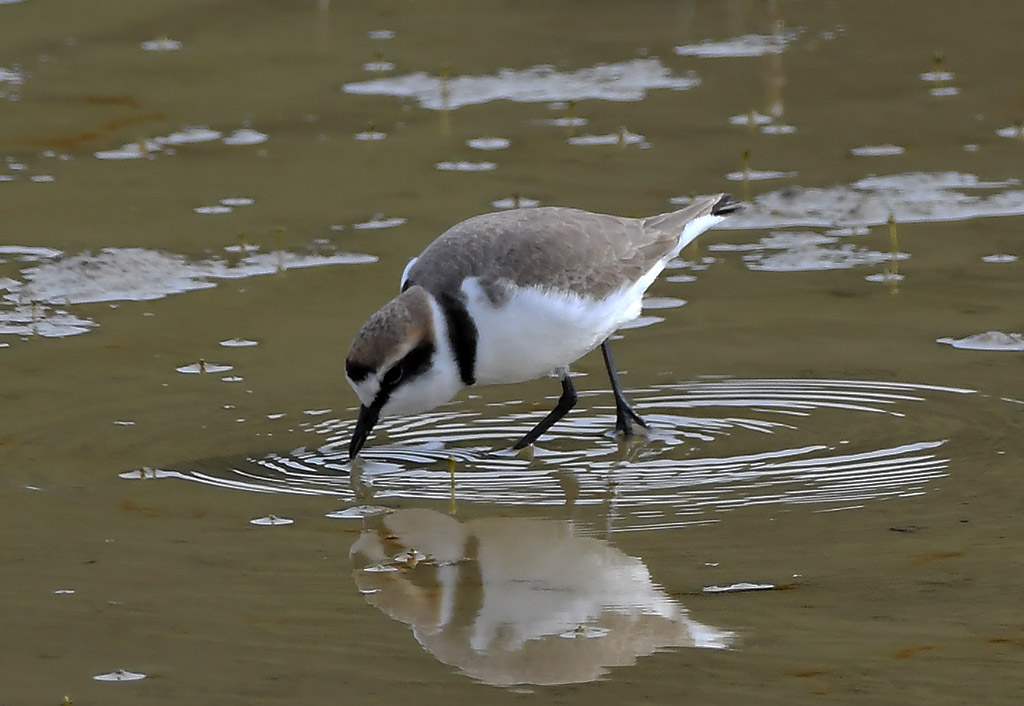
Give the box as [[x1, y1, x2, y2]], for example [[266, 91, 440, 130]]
[[345, 286, 463, 458]]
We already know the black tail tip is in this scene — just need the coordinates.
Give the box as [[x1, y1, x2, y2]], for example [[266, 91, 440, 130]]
[[712, 193, 742, 216]]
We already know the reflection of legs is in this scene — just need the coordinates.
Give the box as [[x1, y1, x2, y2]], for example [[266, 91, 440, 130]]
[[601, 339, 648, 436], [512, 373, 578, 449]]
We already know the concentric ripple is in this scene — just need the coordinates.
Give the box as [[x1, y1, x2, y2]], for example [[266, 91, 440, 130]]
[[133, 379, 976, 530]]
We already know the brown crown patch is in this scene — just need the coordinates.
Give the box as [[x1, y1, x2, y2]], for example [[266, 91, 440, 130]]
[[346, 286, 434, 373]]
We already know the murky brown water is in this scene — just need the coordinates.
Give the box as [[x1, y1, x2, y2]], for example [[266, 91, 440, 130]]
[[3, 0, 1023, 703]]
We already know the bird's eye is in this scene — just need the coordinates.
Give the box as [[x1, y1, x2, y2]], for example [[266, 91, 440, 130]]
[[381, 363, 403, 389]]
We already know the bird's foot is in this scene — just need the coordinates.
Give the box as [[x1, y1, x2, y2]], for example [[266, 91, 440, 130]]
[[613, 401, 649, 438]]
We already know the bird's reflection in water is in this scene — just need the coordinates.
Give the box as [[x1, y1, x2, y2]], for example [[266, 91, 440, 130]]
[[350, 509, 734, 686]]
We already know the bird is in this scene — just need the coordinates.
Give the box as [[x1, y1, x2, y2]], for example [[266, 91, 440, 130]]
[[345, 193, 739, 459]]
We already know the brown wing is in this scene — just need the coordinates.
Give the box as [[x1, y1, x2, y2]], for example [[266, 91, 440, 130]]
[[404, 206, 688, 303]]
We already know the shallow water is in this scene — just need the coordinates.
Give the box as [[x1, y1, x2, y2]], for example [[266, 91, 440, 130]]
[[3, 0, 1024, 703]]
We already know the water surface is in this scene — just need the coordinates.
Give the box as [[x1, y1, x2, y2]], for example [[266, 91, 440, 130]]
[[2, 0, 1023, 703]]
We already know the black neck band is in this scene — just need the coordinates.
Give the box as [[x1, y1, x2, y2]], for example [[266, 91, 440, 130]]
[[437, 292, 478, 386]]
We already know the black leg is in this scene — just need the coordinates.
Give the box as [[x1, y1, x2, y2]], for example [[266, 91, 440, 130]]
[[600, 339, 648, 436], [513, 373, 578, 449]]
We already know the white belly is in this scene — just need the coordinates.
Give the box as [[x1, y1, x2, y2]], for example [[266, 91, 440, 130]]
[[462, 277, 644, 385]]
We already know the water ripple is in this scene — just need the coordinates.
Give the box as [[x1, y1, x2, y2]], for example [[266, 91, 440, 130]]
[[135, 379, 975, 530]]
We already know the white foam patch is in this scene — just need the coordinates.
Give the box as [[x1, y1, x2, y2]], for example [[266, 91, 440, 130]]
[[865, 272, 904, 284], [4, 248, 377, 309], [467, 137, 510, 150], [343, 59, 700, 110], [222, 128, 267, 145], [850, 144, 905, 157], [220, 197, 254, 207], [936, 332, 1024, 351], [749, 245, 904, 272], [709, 231, 906, 273], [761, 124, 796, 135], [0, 305, 97, 337], [355, 130, 387, 141], [1, 65, 24, 100], [93, 669, 146, 683], [0, 66, 24, 82], [534, 116, 588, 127], [177, 362, 233, 374], [141, 38, 182, 51], [0, 245, 63, 260], [675, 29, 801, 58], [728, 111, 773, 126], [162, 126, 222, 145], [220, 338, 258, 348], [642, 296, 687, 310], [708, 231, 837, 252], [569, 131, 646, 146], [492, 196, 540, 209], [96, 125, 263, 159], [719, 172, 1024, 230], [435, 161, 496, 172], [726, 168, 798, 181], [363, 60, 395, 72], [353, 215, 406, 230], [250, 514, 293, 526]]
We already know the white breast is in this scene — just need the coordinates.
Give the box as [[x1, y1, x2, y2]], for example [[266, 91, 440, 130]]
[[462, 277, 645, 385]]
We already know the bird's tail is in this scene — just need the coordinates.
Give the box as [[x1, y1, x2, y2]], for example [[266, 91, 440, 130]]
[[644, 193, 740, 253], [710, 193, 741, 216]]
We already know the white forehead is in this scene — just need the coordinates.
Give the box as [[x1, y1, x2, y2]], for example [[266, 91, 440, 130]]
[[346, 373, 379, 409]]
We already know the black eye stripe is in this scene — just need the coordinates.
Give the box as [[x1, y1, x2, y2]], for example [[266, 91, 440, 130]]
[[379, 342, 435, 395], [346, 360, 373, 383]]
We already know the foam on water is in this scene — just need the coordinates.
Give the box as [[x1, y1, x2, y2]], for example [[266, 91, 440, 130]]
[[0, 65, 23, 100], [95, 124, 266, 159], [726, 168, 798, 182], [467, 137, 510, 150], [708, 231, 907, 273], [492, 196, 540, 209], [7, 247, 376, 305], [354, 130, 387, 141], [675, 29, 802, 58], [761, 124, 797, 135], [719, 172, 1024, 230], [728, 111, 773, 126], [353, 215, 407, 230], [435, 161, 497, 172], [343, 59, 700, 110], [93, 670, 146, 683], [363, 60, 395, 72], [850, 144, 905, 157], [141, 38, 182, 51], [0, 247, 377, 340], [936, 332, 1024, 351], [222, 128, 268, 145], [568, 131, 647, 147]]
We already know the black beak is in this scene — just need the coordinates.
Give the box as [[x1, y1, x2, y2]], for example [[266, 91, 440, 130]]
[[349, 404, 380, 460]]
